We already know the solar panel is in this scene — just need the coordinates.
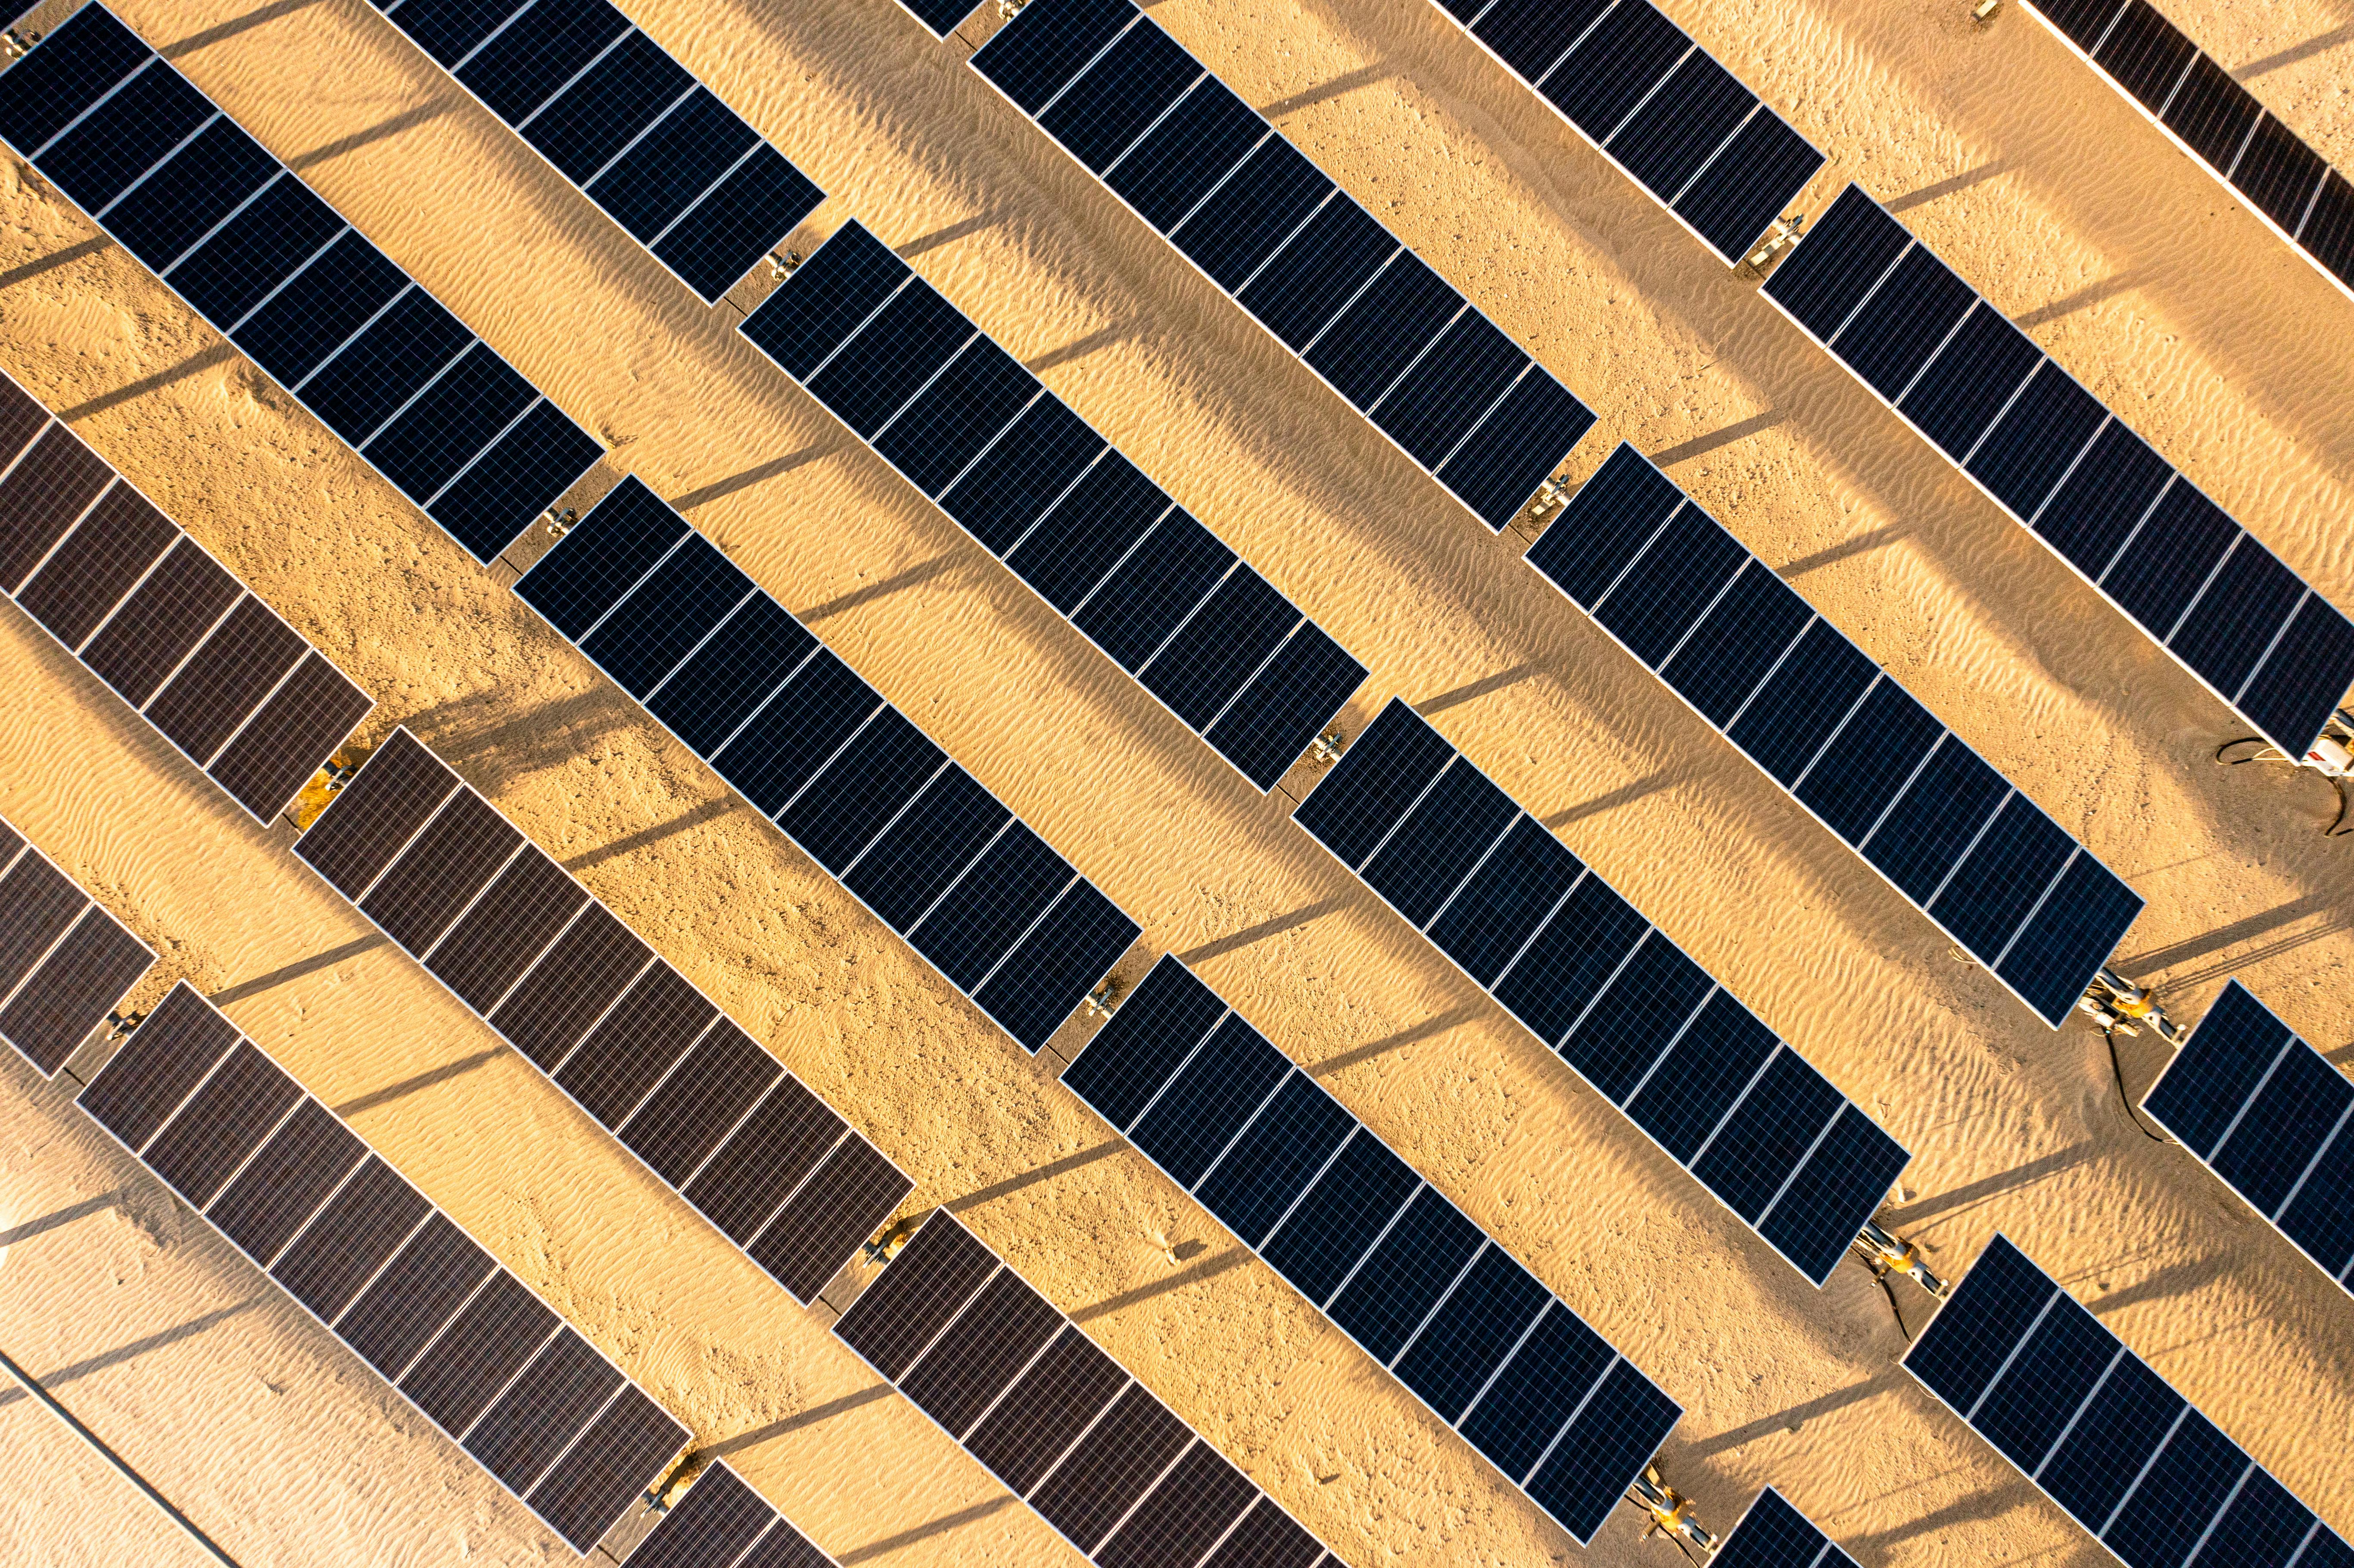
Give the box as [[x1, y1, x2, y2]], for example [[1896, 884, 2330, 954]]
[[1524, 440, 2145, 1027], [1761, 182, 2354, 761], [1292, 697, 1910, 1282], [513, 475, 1141, 1051], [0, 370, 374, 823], [77, 979, 687, 1553], [835, 1210, 1340, 1568], [735, 221, 1365, 791], [1430, 0, 1825, 263], [963, 0, 1597, 532], [1713, 1487, 1859, 1568], [363, 0, 823, 305], [293, 728, 912, 1303], [2018, 2, 2354, 305], [0, 815, 155, 1075], [2142, 980, 2354, 1298], [1906, 1232, 2353, 1568], [628, 1460, 838, 1568], [1061, 953, 1682, 1543], [0, 5, 604, 563]]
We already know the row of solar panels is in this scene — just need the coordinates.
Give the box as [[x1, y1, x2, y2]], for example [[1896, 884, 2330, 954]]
[[0, 367, 372, 824], [0, 822, 153, 1075]]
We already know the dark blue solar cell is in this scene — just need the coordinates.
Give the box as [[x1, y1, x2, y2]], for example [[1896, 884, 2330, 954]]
[[2278, 1135, 2354, 1279], [2240, 591, 2354, 758], [899, 0, 980, 35], [1829, 244, 1977, 403], [1897, 302, 2040, 461], [1993, 851, 2143, 1028], [1371, 309, 1529, 471], [39, 56, 209, 214], [844, 764, 1011, 933], [1236, 196, 1395, 355], [1525, 1359, 1681, 1543], [1904, 1233, 2053, 1413], [1469, 0, 1616, 83], [2170, 534, 2306, 703], [1725, 621, 1879, 787], [580, 533, 754, 698], [1139, 565, 1295, 732], [235, 233, 409, 387], [2029, 419, 2172, 583], [1304, 251, 1463, 411], [2194, 1465, 2326, 1568], [1004, 449, 1171, 613], [1326, 1187, 1485, 1366], [165, 174, 345, 331], [1970, 1292, 2114, 1472], [1759, 1107, 1910, 1286], [1292, 698, 1454, 871], [584, 87, 760, 247], [1713, 1489, 1839, 1568], [1793, 681, 1946, 848], [1168, 133, 1334, 296], [1457, 1303, 1613, 1483], [520, 29, 694, 187], [1127, 1014, 1293, 1187], [377, 0, 530, 70], [1691, 1048, 1843, 1220], [367, 342, 539, 506], [1037, 18, 1199, 173], [708, 647, 880, 816], [1491, 873, 1649, 1046], [778, 706, 946, 873], [102, 117, 277, 271], [907, 822, 1073, 991], [1071, 509, 1232, 671], [1862, 738, 2008, 906], [425, 397, 602, 563], [1391, 1245, 1551, 1425], [2100, 480, 2239, 641], [1930, 793, 2074, 962], [739, 220, 909, 382], [2212, 1043, 2354, 1218], [1622, 992, 1780, 1164], [1426, 815, 1583, 987], [1658, 559, 1814, 728], [806, 278, 973, 439], [1523, 442, 1686, 608], [1538, 0, 1688, 145], [1674, 109, 1824, 264], [872, 335, 1037, 499], [298, 288, 474, 445], [1062, 957, 1225, 1131], [937, 390, 1103, 557], [1259, 1130, 1419, 1307], [453, 0, 632, 124], [645, 592, 818, 758], [2103, 1409, 2251, 1568], [2039, 1353, 2184, 1532], [1965, 360, 2106, 523], [975, 878, 1138, 1050], [1761, 184, 1910, 344], [652, 143, 825, 303], [516, 476, 689, 640], [1193, 1071, 1357, 1248], [1106, 76, 1265, 234], [1607, 50, 1757, 211], [1202, 621, 1367, 791], [2145, 982, 2292, 1157], [1561, 934, 1712, 1104], [0, 5, 153, 158], [1359, 759, 1519, 930], [1591, 504, 1749, 669], [1437, 364, 1596, 531], [970, 0, 1138, 117]]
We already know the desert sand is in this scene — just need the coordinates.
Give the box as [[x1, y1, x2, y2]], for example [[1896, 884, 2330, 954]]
[[0, 0, 2349, 1563]]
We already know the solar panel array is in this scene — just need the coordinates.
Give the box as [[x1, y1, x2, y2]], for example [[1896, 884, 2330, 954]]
[[0, 5, 604, 564], [1428, 0, 1826, 264], [623, 1462, 834, 1568], [1525, 441, 2145, 1028], [2142, 980, 2353, 1298], [1293, 697, 1910, 1284], [835, 1209, 1340, 1568], [0, 370, 373, 825], [293, 727, 912, 1303], [1714, 1488, 1860, 1568], [966, 0, 1598, 532], [1762, 183, 2354, 760], [0, 817, 154, 1076], [736, 220, 1366, 792], [514, 476, 1141, 1048], [78, 979, 689, 1555], [1907, 1232, 2354, 1568], [364, 0, 824, 304], [1062, 953, 1680, 1544], [2023, 0, 2354, 301]]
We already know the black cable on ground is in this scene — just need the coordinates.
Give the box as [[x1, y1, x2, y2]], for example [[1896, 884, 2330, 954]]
[[2106, 1026, 2176, 1145]]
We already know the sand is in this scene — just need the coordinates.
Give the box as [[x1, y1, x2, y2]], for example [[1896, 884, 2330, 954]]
[[0, 0, 2348, 1562]]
